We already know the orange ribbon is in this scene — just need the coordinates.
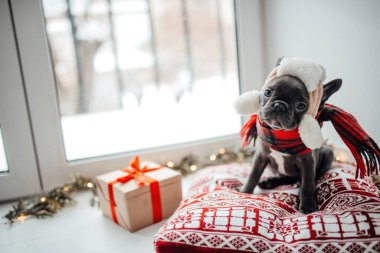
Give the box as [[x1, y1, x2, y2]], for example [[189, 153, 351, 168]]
[[107, 156, 162, 225]]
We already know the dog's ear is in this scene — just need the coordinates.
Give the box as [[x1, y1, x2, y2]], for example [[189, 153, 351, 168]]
[[320, 79, 342, 106], [275, 56, 284, 67]]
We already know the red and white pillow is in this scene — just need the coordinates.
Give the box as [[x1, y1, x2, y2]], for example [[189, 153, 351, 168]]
[[154, 162, 380, 253]]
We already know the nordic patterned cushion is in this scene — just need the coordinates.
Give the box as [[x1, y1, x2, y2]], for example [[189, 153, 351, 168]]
[[154, 162, 380, 253]]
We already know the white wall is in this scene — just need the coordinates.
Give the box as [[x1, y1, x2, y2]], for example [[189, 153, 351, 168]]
[[258, 0, 380, 146]]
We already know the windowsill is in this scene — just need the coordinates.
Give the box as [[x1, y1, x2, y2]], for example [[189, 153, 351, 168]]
[[0, 175, 191, 252]]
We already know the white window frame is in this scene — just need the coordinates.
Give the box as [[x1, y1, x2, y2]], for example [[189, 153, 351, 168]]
[[0, 0, 42, 200], [9, 0, 264, 191]]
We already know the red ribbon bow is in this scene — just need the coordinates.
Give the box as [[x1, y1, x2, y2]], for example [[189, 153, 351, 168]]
[[107, 156, 163, 225]]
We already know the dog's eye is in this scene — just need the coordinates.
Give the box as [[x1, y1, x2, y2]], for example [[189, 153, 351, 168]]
[[264, 89, 272, 97], [296, 102, 307, 111]]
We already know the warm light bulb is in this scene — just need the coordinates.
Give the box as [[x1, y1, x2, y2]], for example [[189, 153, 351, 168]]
[[219, 148, 226, 154], [40, 197, 47, 202], [17, 215, 27, 222], [209, 154, 216, 161], [334, 148, 352, 163], [335, 151, 349, 163], [87, 182, 94, 188], [190, 165, 197, 171], [167, 161, 175, 168]]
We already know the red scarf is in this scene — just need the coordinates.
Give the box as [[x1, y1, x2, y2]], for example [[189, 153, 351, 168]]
[[241, 104, 380, 178]]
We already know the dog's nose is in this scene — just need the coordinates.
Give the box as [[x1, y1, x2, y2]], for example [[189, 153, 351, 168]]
[[273, 101, 287, 112]]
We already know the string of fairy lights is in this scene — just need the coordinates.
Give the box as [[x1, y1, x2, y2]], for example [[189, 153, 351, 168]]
[[2, 146, 378, 224], [3, 174, 98, 224], [163, 147, 255, 174]]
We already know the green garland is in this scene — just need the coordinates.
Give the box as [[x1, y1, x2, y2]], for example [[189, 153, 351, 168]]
[[3, 174, 98, 224], [163, 147, 255, 174]]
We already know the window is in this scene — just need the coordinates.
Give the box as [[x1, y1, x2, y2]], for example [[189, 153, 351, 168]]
[[0, 0, 42, 200], [42, 0, 240, 161], [3, 0, 259, 194], [0, 128, 8, 173]]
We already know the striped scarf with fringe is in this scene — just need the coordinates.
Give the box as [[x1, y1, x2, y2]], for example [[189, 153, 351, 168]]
[[241, 104, 380, 178]]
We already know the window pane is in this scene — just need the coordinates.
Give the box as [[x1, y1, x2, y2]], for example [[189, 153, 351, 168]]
[[42, 0, 240, 161], [0, 128, 8, 172]]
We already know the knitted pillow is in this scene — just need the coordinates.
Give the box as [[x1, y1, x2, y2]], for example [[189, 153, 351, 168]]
[[154, 162, 380, 253]]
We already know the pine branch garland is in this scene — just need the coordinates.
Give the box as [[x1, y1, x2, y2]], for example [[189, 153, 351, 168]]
[[3, 174, 98, 224]]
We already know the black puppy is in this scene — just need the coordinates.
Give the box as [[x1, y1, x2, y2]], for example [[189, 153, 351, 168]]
[[239, 69, 342, 214]]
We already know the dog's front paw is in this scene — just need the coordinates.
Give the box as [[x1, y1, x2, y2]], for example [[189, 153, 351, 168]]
[[299, 199, 318, 214], [239, 185, 254, 194]]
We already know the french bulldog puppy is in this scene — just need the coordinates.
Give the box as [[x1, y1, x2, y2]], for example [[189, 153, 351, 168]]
[[240, 69, 342, 214]]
